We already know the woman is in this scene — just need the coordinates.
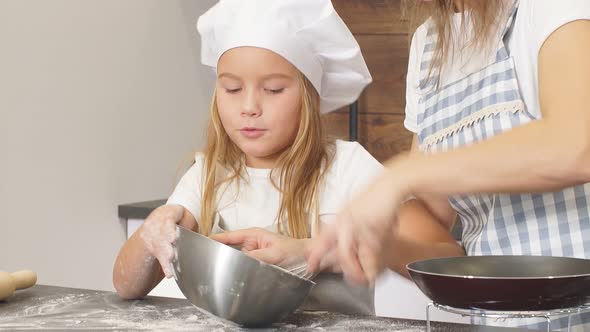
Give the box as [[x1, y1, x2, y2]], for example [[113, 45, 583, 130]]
[[307, 0, 590, 326]]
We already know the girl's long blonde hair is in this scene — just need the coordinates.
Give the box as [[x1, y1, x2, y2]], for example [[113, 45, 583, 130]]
[[403, 0, 509, 85], [198, 73, 334, 239]]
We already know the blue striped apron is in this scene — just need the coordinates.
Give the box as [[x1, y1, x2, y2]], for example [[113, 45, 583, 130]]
[[415, 2, 590, 330]]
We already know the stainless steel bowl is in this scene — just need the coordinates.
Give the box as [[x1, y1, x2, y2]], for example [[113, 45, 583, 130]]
[[172, 226, 315, 327]]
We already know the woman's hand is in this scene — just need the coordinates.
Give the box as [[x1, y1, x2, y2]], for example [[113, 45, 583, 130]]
[[138, 204, 185, 278], [211, 228, 311, 269], [307, 158, 412, 286]]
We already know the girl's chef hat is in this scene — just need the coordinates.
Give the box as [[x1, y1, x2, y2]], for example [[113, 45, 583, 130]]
[[197, 0, 372, 113]]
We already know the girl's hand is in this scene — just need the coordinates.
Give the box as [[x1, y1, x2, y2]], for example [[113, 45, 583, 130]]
[[211, 228, 310, 269], [307, 161, 410, 286], [138, 204, 185, 278]]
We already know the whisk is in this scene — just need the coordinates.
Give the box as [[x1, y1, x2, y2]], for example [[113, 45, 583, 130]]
[[282, 259, 316, 280]]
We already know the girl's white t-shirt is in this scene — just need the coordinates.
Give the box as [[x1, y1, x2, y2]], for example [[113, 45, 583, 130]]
[[166, 140, 383, 233], [404, 0, 590, 133]]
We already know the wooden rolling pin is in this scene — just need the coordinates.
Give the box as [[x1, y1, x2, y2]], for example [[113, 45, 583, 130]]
[[0, 270, 37, 301]]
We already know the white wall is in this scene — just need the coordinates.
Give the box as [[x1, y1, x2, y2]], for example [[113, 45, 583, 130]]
[[0, 0, 217, 291]]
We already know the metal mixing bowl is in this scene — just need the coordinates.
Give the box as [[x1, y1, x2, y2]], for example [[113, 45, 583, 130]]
[[172, 226, 315, 327]]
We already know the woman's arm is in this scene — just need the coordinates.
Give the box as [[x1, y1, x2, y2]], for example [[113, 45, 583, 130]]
[[388, 137, 463, 279], [387, 136, 465, 278], [386, 199, 464, 279], [308, 21, 590, 284], [112, 205, 197, 299], [391, 20, 590, 198], [407, 135, 457, 230]]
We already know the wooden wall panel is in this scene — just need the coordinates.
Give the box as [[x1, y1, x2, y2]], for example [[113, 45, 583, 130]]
[[332, 0, 408, 35], [329, 0, 412, 161], [322, 112, 413, 162], [357, 34, 408, 115]]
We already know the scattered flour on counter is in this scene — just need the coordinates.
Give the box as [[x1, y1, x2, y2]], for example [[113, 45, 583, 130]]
[[92, 312, 228, 331], [1, 290, 433, 331], [0, 291, 235, 331], [11, 293, 93, 317], [279, 311, 428, 332]]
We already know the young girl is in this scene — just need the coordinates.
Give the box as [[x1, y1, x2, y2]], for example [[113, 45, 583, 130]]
[[309, 0, 590, 329], [113, 0, 461, 315]]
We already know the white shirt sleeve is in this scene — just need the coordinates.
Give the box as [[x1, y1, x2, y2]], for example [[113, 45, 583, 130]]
[[166, 154, 205, 223], [527, 0, 590, 56], [404, 26, 426, 134]]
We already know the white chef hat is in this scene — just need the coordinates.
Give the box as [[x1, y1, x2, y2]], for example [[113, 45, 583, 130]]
[[197, 0, 372, 113]]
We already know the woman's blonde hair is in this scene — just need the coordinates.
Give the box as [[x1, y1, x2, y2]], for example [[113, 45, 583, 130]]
[[198, 72, 334, 239], [403, 0, 509, 85]]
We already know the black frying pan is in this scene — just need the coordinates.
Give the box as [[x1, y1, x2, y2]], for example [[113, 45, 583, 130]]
[[407, 256, 590, 311]]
